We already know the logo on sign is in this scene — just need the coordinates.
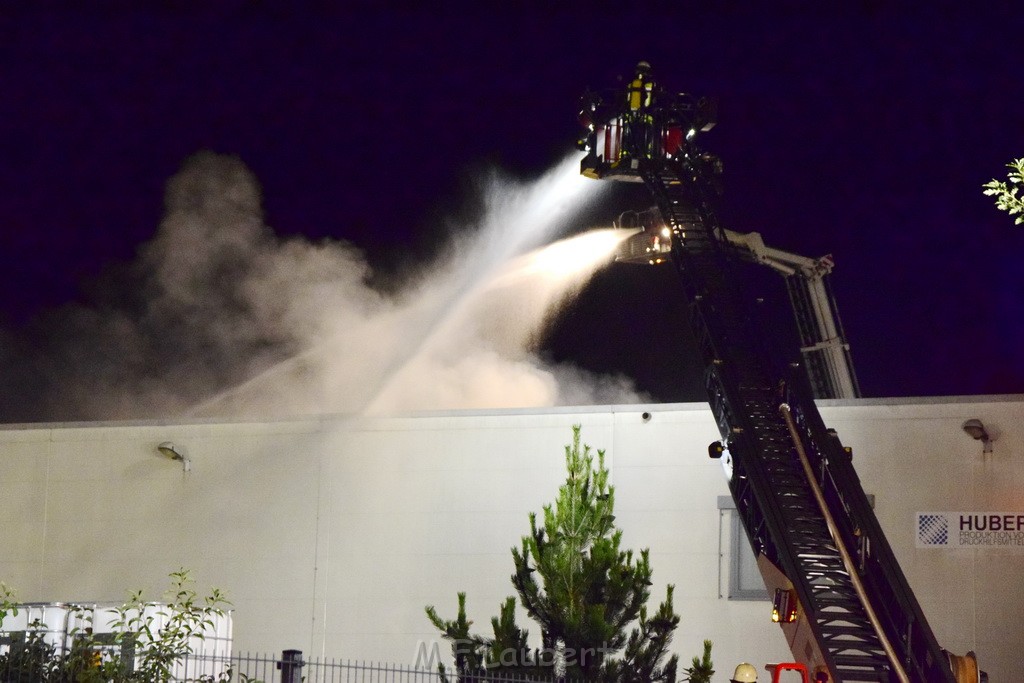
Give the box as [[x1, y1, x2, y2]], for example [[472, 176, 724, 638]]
[[917, 511, 1024, 549], [917, 513, 949, 546]]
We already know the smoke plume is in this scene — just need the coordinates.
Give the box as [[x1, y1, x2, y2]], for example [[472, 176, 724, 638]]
[[0, 151, 647, 423]]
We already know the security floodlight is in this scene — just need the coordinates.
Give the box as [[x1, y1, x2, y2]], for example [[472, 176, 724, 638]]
[[961, 419, 993, 454], [157, 441, 192, 471]]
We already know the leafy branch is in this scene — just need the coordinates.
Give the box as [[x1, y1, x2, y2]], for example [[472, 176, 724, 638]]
[[0, 569, 238, 682], [983, 158, 1024, 225]]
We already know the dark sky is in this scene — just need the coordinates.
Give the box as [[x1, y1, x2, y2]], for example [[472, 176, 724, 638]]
[[1, 5, 1022, 418]]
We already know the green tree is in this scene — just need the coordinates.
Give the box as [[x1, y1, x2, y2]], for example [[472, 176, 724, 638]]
[[427, 426, 703, 682], [983, 158, 1024, 225], [682, 639, 714, 683]]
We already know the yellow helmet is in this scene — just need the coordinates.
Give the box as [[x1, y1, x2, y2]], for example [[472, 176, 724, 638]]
[[731, 662, 758, 683]]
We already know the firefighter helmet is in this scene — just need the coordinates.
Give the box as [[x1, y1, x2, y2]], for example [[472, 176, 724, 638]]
[[731, 662, 758, 683]]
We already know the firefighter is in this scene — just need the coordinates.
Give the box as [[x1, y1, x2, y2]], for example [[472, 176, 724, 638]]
[[624, 61, 655, 159], [627, 61, 654, 112], [730, 662, 759, 683]]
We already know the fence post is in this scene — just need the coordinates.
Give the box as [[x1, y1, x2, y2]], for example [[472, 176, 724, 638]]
[[278, 649, 304, 683]]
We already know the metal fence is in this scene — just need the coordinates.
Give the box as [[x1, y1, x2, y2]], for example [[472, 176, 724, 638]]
[[0, 644, 572, 683], [176, 651, 571, 683]]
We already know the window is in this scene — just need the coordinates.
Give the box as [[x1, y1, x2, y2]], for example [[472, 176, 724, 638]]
[[717, 493, 875, 601], [718, 496, 768, 601]]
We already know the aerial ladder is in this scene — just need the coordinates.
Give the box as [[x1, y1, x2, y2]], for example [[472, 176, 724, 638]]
[[615, 207, 860, 400], [577, 62, 967, 683]]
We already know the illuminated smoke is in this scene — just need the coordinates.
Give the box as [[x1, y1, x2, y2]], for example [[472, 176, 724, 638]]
[[361, 228, 640, 414], [0, 151, 647, 422]]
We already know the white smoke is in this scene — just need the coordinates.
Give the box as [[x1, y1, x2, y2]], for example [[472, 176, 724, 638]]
[[2, 151, 649, 422]]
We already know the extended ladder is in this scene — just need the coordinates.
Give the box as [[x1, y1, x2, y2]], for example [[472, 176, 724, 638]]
[[636, 156, 953, 683]]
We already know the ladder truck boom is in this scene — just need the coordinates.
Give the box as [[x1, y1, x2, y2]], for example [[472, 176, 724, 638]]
[[615, 208, 860, 400], [577, 62, 959, 683]]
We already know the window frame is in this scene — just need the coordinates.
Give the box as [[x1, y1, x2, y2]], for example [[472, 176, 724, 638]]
[[717, 495, 769, 601]]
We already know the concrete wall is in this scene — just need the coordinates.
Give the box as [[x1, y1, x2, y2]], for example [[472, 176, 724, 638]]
[[1, 397, 1021, 681]]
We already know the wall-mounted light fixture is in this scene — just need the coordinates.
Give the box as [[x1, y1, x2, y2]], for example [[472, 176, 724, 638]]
[[961, 419, 994, 454], [157, 441, 192, 472]]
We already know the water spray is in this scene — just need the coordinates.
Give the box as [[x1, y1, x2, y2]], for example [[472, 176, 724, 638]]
[[186, 153, 633, 418]]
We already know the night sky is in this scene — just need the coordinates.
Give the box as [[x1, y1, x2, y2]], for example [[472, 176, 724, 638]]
[[1, 6, 1022, 420]]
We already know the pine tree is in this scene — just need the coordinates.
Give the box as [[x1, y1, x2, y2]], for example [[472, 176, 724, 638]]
[[426, 426, 692, 682], [682, 639, 715, 683]]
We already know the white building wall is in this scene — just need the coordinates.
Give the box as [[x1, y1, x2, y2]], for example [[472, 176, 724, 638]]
[[819, 397, 1024, 678], [1, 397, 1021, 681]]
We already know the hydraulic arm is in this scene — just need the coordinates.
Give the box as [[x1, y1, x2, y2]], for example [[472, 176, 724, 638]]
[[615, 209, 860, 400], [578, 63, 955, 683]]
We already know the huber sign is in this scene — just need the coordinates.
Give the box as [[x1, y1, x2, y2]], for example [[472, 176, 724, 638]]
[[917, 512, 1024, 549]]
